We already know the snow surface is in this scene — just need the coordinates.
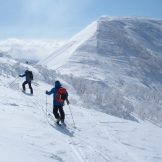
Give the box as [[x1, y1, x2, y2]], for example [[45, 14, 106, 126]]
[[0, 56, 162, 162]]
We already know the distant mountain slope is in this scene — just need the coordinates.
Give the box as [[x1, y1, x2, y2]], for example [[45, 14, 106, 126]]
[[39, 16, 162, 124]]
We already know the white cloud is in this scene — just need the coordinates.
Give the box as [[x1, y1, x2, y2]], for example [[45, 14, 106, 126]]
[[0, 38, 66, 61]]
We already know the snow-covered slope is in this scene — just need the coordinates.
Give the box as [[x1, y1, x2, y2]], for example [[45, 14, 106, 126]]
[[39, 21, 97, 69], [39, 16, 162, 125], [0, 58, 162, 162]]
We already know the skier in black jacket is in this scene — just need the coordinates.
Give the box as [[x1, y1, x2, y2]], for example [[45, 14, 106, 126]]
[[19, 69, 33, 94]]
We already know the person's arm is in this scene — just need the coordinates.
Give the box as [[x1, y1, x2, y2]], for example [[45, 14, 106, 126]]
[[19, 73, 26, 77], [46, 88, 55, 95], [66, 98, 70, 105], [66, 92, 70, 105]]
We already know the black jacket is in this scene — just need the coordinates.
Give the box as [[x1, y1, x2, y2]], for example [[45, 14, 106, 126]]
[[19, 70, 32, 82]]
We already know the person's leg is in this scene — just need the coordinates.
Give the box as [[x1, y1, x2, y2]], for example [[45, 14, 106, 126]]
[[28, 81, 33, 94], [22, 81, 28, 91], [53, 106, 61, 124], [53, 106, 60, 119], [58, 106, 65, 123]]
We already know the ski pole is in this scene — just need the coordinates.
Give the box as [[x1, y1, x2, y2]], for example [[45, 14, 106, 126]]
[[8, 76, 19, 87], [45, 95, 48, 121], [68, 105, 76, 128]]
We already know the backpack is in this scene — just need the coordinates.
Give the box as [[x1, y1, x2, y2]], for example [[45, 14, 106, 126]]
[[28, 71, 33, 80], [55, 87, 68, 103]]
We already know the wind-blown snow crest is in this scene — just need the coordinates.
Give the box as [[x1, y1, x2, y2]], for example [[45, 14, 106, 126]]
[[39, 21, 97, 69]]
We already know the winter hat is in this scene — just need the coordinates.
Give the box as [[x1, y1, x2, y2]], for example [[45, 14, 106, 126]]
[[55, 80, 61, 88]]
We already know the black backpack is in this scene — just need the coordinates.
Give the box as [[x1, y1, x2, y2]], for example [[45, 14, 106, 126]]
[[28, 71, 33, 80]]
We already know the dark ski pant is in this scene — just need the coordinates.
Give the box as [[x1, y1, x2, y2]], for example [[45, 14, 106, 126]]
[[22, 81, 33, 94], [53, 105, 65, 121]]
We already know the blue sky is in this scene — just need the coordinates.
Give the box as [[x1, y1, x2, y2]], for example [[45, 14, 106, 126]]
[[0, 0, 162, 39]]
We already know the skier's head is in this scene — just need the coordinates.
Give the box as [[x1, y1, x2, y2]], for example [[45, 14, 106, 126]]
[[55, 80, 61, 88]]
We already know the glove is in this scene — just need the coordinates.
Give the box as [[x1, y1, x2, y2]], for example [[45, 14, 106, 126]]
[[45, 90, 48, 94], [19, 75, 21, 77]]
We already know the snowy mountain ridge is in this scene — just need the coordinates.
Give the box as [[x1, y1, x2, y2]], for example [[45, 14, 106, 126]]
[[39, 21, 97, 69], [39, 16, 162, 125]]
